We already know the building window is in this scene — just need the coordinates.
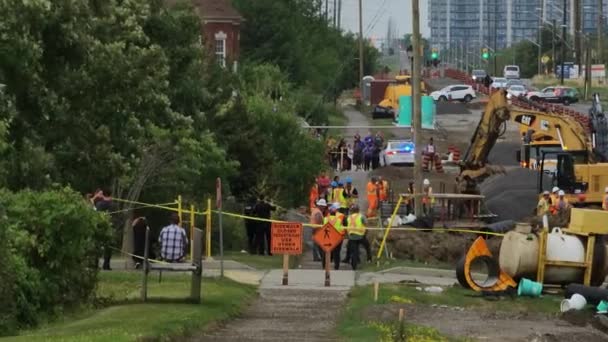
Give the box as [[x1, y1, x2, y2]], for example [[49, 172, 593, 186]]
[[214, 31, 227, 68]]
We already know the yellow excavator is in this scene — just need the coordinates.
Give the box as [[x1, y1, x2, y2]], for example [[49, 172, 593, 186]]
[[372, 75, 427, 119], [458, 89, 608, 205]]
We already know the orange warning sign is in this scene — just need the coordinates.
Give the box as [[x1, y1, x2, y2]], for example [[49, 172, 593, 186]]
[[313, 223, 344, 253], [271, 222, 303, 255]]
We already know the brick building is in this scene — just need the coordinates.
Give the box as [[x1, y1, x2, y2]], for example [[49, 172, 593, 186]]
[[168, 0, 242, 71]]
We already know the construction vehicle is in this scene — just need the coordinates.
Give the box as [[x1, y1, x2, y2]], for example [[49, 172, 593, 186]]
[[372, 75, 427, 119], [458, 89, 608, 205]]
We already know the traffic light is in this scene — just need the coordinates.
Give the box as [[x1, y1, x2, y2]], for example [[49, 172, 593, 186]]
[[482, 48, 490, 60], [431, 47, 439, 60]]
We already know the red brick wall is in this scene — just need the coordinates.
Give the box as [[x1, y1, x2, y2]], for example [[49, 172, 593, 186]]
[[202, 21, 240, 64]]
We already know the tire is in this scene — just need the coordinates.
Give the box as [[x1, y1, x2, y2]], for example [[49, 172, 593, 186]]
[[438, 96, 448, 102], [464, 94, 473, 103], [562, 98, 570, 106], [530, 96, 540, 102]]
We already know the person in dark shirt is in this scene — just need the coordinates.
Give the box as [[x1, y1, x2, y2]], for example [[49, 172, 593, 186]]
[[253, 195, 276, 256], [93, 188, 114, 270], [244, 197, 258, 254], [131, 213, 148, 268]]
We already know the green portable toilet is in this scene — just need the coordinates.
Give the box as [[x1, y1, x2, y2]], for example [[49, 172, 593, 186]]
[[397, 95, 435, 128]]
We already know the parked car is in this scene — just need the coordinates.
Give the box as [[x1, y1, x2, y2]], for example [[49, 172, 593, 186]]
[[506, 85, 527, 99], [382, 140, 415, 166], [505, 79, 524, 88], [430, 84, 476, 103], [471, 69, 487, 83], [503, 65, 520, 79], [526, 86, 579, 106], [491, 77, 508, 90]]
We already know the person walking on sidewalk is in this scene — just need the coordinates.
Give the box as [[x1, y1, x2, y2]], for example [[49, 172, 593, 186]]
[[322, 204, 346, 270], [309, 199, 327, 262]]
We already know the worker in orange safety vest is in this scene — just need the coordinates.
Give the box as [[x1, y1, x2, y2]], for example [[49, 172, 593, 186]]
[[323, 203, 346, 270], [366, 177, 378, 218], [378, 176, 389, 201], [310, 199, 327, 262]]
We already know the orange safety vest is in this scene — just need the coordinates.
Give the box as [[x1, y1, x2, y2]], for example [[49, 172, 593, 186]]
[[378, 180, 388, 201]]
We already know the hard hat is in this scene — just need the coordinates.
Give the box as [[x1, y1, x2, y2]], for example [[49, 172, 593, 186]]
[[345, 177, 353, 184], [558, 190, 565, 196], [552, 186, 559, 193], [329, 205, 338, 213], [423, 179, 430, 186], [331, 181, 338, 187], [543, 190, 550, 195], [316, 199, 327, 207]]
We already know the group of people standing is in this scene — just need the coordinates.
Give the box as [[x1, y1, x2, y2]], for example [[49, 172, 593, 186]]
[[326, 132, 385, 172]]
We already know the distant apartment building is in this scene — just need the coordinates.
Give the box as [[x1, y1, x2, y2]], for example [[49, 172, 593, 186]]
[[429, 0, 607, 51]]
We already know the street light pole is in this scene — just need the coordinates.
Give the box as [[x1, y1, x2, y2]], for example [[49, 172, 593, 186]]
[[538, 7, 542, 76], [358, 0, 363, 90], [412, 0, 423, 217], [560, 0, 567, 85], [552, 19, 556, 73], [598, 0, 603, 64]]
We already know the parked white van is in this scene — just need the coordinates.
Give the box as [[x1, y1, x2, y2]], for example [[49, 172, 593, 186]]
[[503, 65, 520, 79]]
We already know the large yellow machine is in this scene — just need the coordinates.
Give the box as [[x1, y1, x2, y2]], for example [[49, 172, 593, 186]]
[[372, 75, 427, 119], [459, 89, 608, 205]]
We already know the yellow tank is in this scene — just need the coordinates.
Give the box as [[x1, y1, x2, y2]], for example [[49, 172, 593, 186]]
[[377, 76, 426, 110]]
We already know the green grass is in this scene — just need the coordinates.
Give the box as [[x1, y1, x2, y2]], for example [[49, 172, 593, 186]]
[[328, 108, 348, 127], [3, 272, 256, 342], [361, 258, 453, 272], [337, 283, 561, 342], [223, 250, 290, 269]]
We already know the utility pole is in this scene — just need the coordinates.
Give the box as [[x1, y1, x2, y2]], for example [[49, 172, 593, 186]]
[[325, 0, 329, 22], [537, 0, 543, 76], [574, 0, 581, 75], [585, 35, 592, 100], [337, 0, 342, 30], [552, 19, 556, 74], [412, 0, 423, 217], [333, 0, 337, 27], [598, 0, 603, 64], [358, 0, 364, 90], [560, 0, 567, 85], [493, 0, 497, 76]]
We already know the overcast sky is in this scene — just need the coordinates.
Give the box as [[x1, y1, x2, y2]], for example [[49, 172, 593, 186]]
[[339, 0, 430, 40]]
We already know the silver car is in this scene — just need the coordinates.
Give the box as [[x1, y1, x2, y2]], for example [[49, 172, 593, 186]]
[[382, 140, 415, 166]]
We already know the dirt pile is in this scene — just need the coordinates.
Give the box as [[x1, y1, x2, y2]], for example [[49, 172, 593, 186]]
[[373, 230, 501, 265], [480, 168, 551, 222]]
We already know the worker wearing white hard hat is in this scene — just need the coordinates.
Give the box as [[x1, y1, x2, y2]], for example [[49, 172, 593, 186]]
[[537, 190, 551, 216], [603, 187, 608, 211], [553, 189, 570, 214], [422, 179, 434, 216], [310, 199, 328, 262], [550, 187, 560, 206]]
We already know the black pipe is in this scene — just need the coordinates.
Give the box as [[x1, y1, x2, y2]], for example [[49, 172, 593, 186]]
[[565, 283, 608, 305]]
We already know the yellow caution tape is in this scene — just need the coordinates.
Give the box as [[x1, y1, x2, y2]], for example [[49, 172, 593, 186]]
[[109, 246, 169, 264]]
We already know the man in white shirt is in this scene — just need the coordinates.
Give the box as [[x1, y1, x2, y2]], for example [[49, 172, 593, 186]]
[[158, 213, 188, 262]]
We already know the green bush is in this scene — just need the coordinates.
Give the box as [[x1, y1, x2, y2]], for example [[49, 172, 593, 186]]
[[0, 188, 112, 335]]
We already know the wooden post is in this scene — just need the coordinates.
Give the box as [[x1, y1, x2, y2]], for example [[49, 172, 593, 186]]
[[282, 254, 289, 286], [177, 195, 183, 225], [324, 251, 331, 287], [373, 281, 379, 302], [141, 227, 150, 302], [191, 228, 203, 303], [190, 204, 195, 261], [398, 308, 405, 321], [205, 198, 212, 259]]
